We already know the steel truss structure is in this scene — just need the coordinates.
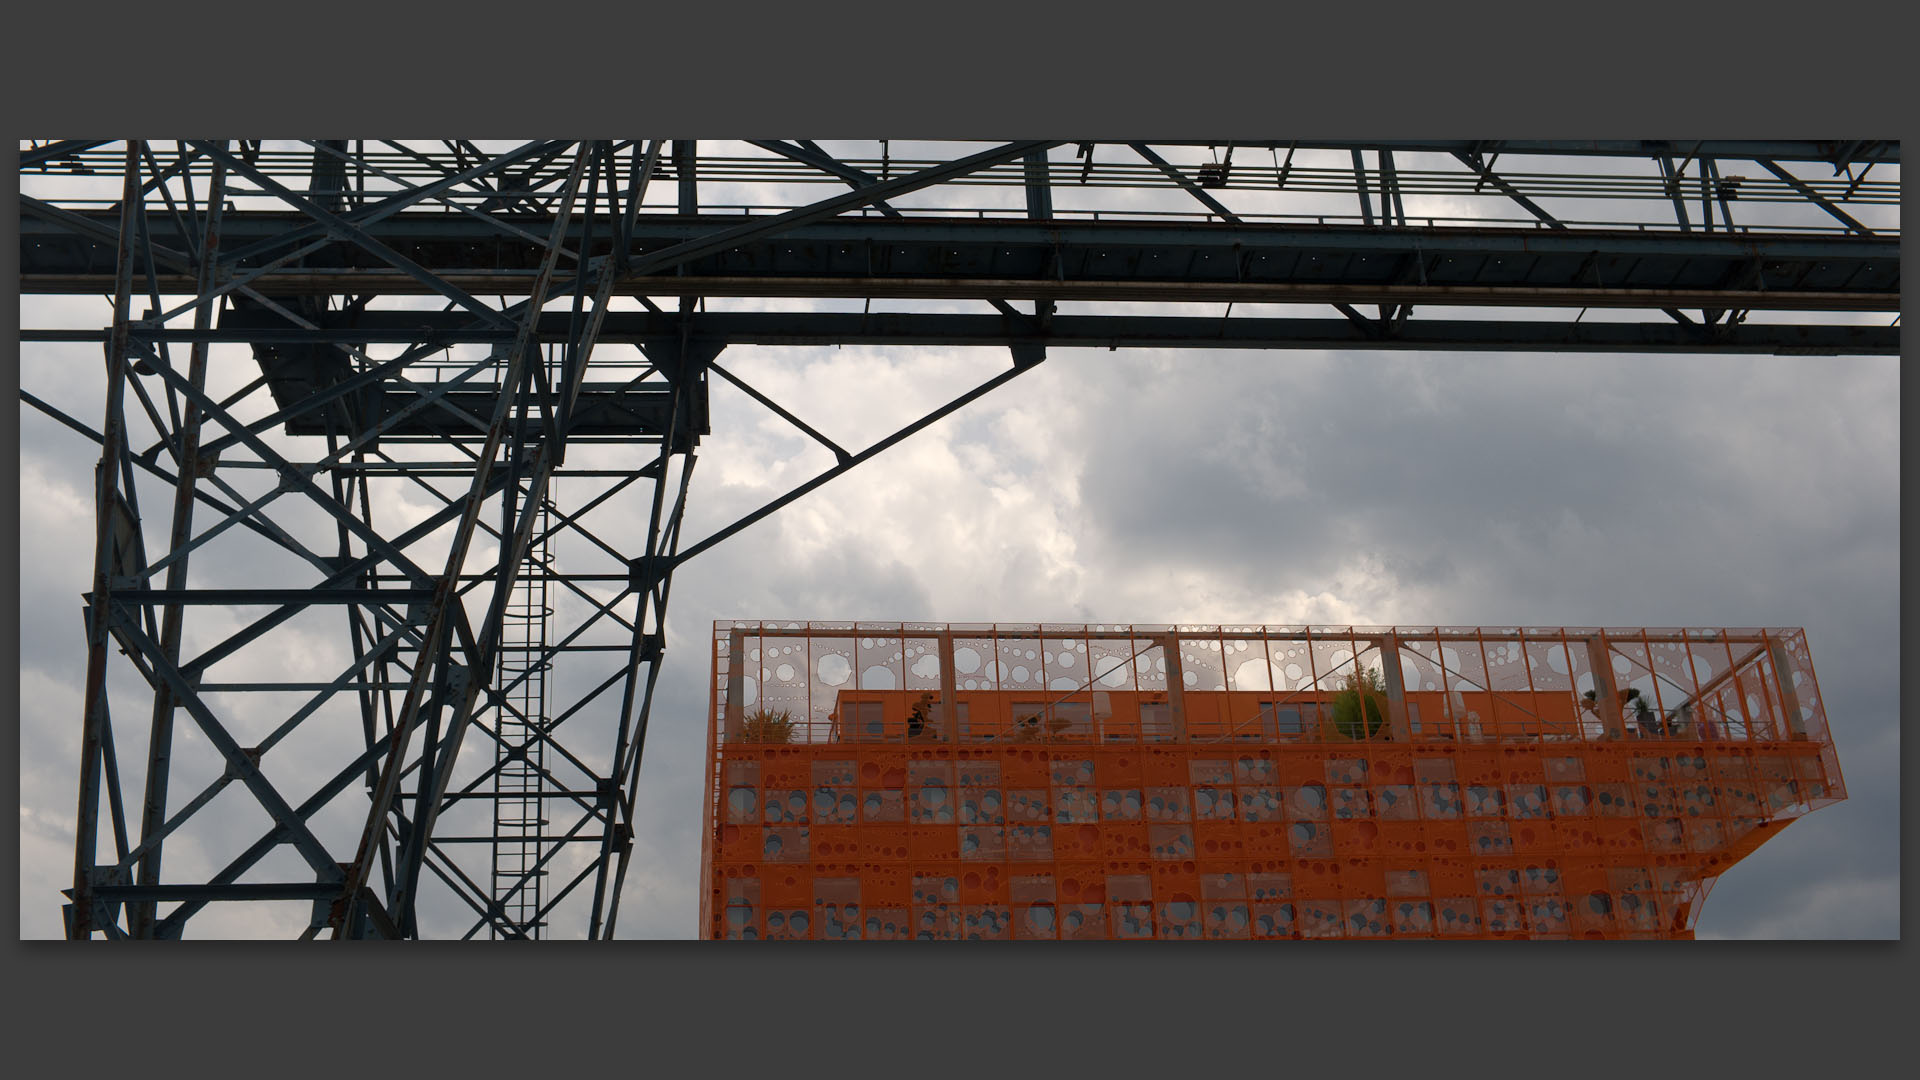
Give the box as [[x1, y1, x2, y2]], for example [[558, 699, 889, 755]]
[[16, 139, 1898, 939]]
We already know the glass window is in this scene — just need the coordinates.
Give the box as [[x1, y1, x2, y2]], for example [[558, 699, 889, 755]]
[[1140, 702, 1173, 741], [1149, 824, 1194, 860], [1009, 825, 1053, 861], [1333, 787, 1372, 820], [1345, 898, 1390, 937], [961, 906, 1010, 940], [1233, 755, 1278, 784], [1239, 787, 1282, 822], [1007, 789, 1050, 823], [762, 826, 808, 861], [1374, 785, 1417, 820], [1110, 902, 1155, 938], [1252, 902, 1295, 938], [763, 789, 808, 824], [1145, 787, 1190, 821], [1436, 898, 1480, 935], [1158, 901, 1200, 939], [1420, 781, 1463, 819], [861, 789, 904, 822], [1053, 787, 1097, 824], [1189, 759, 1234, 785], [1205, 901, 1252, 939], [1100, 788, 1143, 821], [863, 909, 909, 940], [1194, 786, 1235, 821], [959, 787, 1005, 824], [1011, 700, 1093, 740], [724, 785, 757, 824], [1052, 702, 1093, 738], [838, 701, 882, 741], [1265, 703, 1306, 736], [1386, 869, 1429, 896]]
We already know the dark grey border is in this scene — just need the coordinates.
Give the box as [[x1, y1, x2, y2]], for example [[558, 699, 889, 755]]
[[3, 1, 1909, 1070]]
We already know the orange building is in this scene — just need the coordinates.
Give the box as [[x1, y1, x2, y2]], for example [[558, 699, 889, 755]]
[[701, 623, 1842, 940]]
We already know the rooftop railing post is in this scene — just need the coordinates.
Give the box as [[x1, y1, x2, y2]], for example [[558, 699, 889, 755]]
[[1583, 635, 1626, 740], [1377, 633, 1412, 742], [937, 630, 957, 742], [724, 628, 745, 739], [1163, 634, 1187, 741], [1767, 637, 1808, 739]]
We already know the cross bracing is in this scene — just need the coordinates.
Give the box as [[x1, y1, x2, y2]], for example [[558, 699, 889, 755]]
[[16, 139, 1897, 938]]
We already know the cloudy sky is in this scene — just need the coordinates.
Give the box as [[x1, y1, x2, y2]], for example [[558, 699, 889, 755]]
[[15, 141, 1900, 939]]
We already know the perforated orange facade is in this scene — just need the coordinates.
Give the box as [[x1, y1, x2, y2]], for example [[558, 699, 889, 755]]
[[701, 623, 1841, 940]]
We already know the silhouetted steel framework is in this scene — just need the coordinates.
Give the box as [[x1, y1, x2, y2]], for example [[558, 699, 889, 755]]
[[16, 139, 1898, 939]]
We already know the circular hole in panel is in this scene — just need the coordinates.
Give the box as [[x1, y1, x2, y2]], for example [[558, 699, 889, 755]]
[[816, 654, 851, 686], [1691, 654, 1716, 684], [1232, 658, 1278, 691]]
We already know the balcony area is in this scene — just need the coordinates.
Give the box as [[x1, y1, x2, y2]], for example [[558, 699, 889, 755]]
[[709, 622, 1834, 752]]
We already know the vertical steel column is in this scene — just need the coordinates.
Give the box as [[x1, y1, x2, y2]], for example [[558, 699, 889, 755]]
[[69, 142, 145, 939], [128, 150, 227, 939]]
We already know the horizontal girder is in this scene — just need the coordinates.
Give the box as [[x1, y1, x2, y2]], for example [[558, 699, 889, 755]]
[[1148, 139, 1899, 166], [19, 212, 1898, 313], [31, 310, 1895, 356]]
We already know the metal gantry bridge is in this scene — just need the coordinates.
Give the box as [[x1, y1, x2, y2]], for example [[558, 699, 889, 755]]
[[16, 139, 1897, 939]]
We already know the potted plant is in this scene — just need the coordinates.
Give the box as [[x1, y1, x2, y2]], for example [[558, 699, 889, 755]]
[[736, 706, 796, 744], [1330, 668, 1388, 741], [1622, 689, 1659, 738]]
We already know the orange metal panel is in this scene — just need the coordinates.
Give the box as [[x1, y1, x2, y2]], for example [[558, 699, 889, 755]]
[[908, 827, 959, 862], [1100, 824, 1151, 859], [1331, 820, 1380, 856], [810, 825, 859, 861], [1096, 749, 1145, 787], [858, 825, 910, 861], [1194, 822, 1244, 859], [1000, 747, 1051, 786]]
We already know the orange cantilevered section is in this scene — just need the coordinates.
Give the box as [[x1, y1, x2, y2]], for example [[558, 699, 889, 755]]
[[700, 623, 1842, 940]]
